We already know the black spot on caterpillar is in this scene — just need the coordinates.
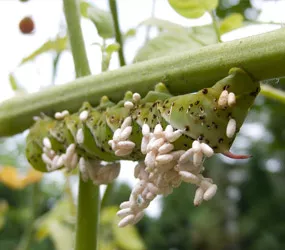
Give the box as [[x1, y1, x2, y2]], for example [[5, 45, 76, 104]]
[[26, 68, 260, 172]]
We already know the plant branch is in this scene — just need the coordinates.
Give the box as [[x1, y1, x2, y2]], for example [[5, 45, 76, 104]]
[[260, 84, 285, 104], [63, 0, 90, 77], [1, 29, 285, 136], [210, 10, 222, 43], [63, 1, 100, 250], [108, 0, 126, 66]]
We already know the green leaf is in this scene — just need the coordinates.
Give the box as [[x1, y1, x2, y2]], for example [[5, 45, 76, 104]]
[[80, 1, 89, 18], [140, 17, 186, 32], [219, 13, 244, 34], [100, 207, 145, 250], [9, 73, 20, 91], [124, 28, 136, 40], [134, 32, 202, 62], [80, 1, 114, 39], [49, 221, 73, 250], [105, 43, 120, 54], [190, 25, 218, 45], [20, 36, 68, 65], [168, 0, 218, 19]]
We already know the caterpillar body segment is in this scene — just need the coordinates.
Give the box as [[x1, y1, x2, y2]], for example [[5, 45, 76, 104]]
[[26, 68, 260, 173]]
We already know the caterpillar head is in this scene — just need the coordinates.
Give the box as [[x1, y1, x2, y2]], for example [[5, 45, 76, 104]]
[[158, 68, 260, 155]]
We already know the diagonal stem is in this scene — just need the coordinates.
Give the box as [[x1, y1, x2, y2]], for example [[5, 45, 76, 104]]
[[1, 29, 285, 137]]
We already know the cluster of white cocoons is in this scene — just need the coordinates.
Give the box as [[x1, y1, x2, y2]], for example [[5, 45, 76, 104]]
[[108, 117, 135, 157], [117, 124, 218, 227], [41, 137, 78, 172], [218, 90, 236, 108], [54, 110, 70, 120], [218, 90, 237, 139], [79, 158, 121, 185]]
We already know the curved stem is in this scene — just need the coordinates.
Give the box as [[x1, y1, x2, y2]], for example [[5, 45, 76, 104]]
[[63, 1, 100, 250], [210, 10, 222, 43], [109, 0, 126, 66], [1, 28, 285, 136]]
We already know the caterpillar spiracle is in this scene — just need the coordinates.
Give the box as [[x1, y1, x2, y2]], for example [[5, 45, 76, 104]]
[[26, 68, 260, 227]]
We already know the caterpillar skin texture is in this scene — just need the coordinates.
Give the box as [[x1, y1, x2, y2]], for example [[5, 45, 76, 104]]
[[26, 68, 260, 172]]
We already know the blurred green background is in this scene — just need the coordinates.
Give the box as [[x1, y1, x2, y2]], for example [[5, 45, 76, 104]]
[[0, 0, 285, 250]]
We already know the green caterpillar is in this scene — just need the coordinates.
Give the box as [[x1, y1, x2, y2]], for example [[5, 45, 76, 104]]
[[26, 68, 260, 173]]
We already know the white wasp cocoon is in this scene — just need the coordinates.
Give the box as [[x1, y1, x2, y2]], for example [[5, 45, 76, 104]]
[[54, 112, 63, 120], [65, 144, 76, 161], [194, 187, 204, 206], [43, 137, 52, 149], [79, 110, 89, 121], [117, 208, 132, 218], [70, 153, 79, 170], [120, 126, 132, 141], [192, 140, 201, 153], [113, 128, 122, 142], [141, 137, 149, 155], [118, 141, 135, 150], [179, 171, 200, 185], [55, 155, 64, 168], [193, 151, 203, 167], [121, 116, 132, 130], [226, 118, 236, 138], [42, 153, 52, 165], [158, 143, 174, 154], [115, 148, 132, 156], [145, 151, 156, 169], [179, 148, 194, 164], [142, 124, 150, 137], [147, 138, 165, 152], [76, 128, 84, 144], [132, 93, 141, 102], [165, 125, 173, 134], [228, 92, 236, 107], [61, 110, 69, 117], [124, 101, 134, 109], [118, 214, 135, 227], [203, 184, 218, 201], [120, 201, 131, 209], [155, 154, 174, 165], [200, 143, 214, 157], [154, 124, 163, 137], [167, 130, 183, 142]]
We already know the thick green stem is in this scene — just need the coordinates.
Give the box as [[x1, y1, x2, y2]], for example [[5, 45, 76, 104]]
[[109, 0, 126, 66], [75, 180, 100, 250], [63, 0, 100, 250], [1, 29, 285, 137]]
